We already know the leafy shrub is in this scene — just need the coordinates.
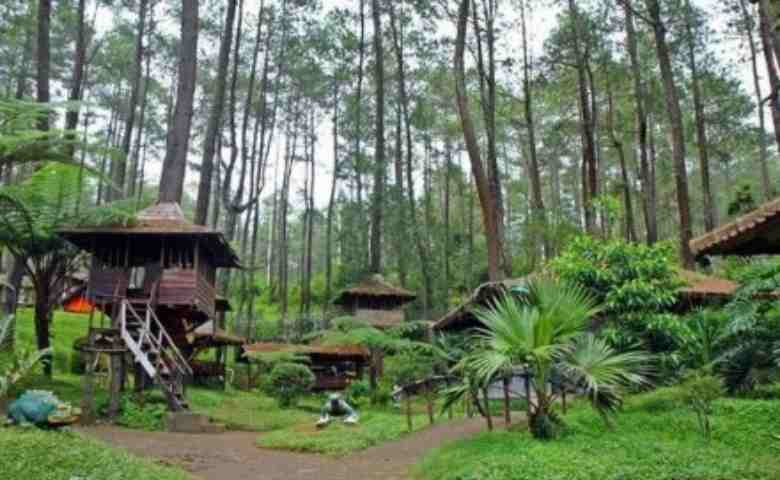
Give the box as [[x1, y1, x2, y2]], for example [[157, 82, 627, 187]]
[[262, 362, 315, 408], [344, 379, 370, 405], [0, 315, 50, 401], [679, 374, 723, 440], [742, 381, 780, 400], [116, 396, 167, 431], [385, 351, 435, 387], [550, 235, 681, 316]]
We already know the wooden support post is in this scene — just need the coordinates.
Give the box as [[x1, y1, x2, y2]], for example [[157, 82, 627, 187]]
[[425, 383, 434, 425], [503, 375, 511, 427], [405, 391, 413, 432], [108, 353, 122, 418], [81, 351, 96, 425], [562, 389, 567, 415]]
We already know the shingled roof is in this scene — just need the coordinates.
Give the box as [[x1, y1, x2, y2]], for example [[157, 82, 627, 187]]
[[689, 198, 780, 257], [332, 274, 416, 305]]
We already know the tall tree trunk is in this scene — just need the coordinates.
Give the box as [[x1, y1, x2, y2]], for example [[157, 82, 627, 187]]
[[388, 1, 433, 313], [393, 105, 407, 287], [355, 0, 367, 270], [65, 0, 88, 160], [519, 0, 548, 256], [115, 0, 148, 201], [758, 0, 780, 156], [454, 0, 504, 281], [159, 0, 199, 203], [129, 17, 154, 200], [370, 0, 385, 274], [568, 0, 597, 235], [36, 0, 51, 132], [684, 0, 715, 232], [195, 0, 237, 224], [740, 0, 772, 199], [623, 0, 657, 243], [606, 76, 637, 242], [326, 82, 340, 311], [646, 0, 694, 268]]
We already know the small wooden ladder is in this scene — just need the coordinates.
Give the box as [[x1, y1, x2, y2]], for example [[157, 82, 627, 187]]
[[118, 299, 193, 411]]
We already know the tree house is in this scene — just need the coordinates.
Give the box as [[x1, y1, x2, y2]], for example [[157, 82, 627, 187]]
[[58, 202, 240, 414], [332, 274, 416, 328]]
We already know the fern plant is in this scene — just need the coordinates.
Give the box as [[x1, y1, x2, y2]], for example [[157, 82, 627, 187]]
[[0, 315, 51, 401]]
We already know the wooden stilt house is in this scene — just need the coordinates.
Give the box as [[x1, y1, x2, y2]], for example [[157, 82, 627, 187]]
[[58, 202, 240, 412]]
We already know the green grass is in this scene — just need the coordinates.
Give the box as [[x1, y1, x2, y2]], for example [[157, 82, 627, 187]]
[[15, 307, 90, 375], [0, 427, 191, 480], [415, 388, 780, 480], [257, 407, 430, 456], [189, 387, 315, 431]]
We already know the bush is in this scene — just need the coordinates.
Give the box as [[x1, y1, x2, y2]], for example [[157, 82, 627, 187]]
[[679, 374, 723, 440], [262, 362, 315, 408], [344, 380, 370, 406], [550, 236, 681, 316]]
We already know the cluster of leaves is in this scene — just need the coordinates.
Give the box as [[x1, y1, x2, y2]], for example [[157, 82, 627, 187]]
[[550, 235, 682, 316], [678, 373, 724, 441], [262, 362, 316, 408], [444, 279, 653, 439], [0, 315, 50, 400]]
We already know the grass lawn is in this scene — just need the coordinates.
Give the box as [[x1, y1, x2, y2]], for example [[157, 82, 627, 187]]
[[415, 388, 780, 480], [256, 406, 430, 456], [0, 427, 191, 480]]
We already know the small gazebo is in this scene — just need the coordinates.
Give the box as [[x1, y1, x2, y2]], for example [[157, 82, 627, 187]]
[[332, 275, 416, 329]]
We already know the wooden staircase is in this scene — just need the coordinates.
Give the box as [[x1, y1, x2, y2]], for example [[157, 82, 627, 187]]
[[118, 299, 193, 411]]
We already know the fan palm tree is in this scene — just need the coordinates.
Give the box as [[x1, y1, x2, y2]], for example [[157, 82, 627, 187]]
[[467, 278, 653, 438]]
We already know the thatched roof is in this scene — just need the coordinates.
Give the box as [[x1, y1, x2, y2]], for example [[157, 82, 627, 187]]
[[689, 198, 780, 257], [432, 277, 530, 332], [59, 202, 240, 268], [332, 274, 416, 306]]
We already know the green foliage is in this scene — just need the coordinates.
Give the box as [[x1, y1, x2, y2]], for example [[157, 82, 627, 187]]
[[114, 396, 168, 431], [385, 351, 436, 387], [550, 236, 682, 315], [344, 379, 371, 406], [0, 428, 189, 480], [262, 362, 315, 408], [0, 314, 50, 399], [462, 278, 652, 437], [679, 373, 724, 441], [416, 390, 780, 480]]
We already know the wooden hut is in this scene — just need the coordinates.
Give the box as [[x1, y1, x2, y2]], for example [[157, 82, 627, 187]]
[[332, 275, 416, 328], [58, 202, 240, 413], [690, 198, 780, 258], [242, 342, 370, 391]]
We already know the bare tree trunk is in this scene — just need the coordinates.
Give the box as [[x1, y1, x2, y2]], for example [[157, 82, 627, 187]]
[[684, 0, 715, 231], [159, 0, 199, 203], [454, 0, 504, 281], [115, 0, 148, 201], [325, 82, 340, 311], [65, 0, 88, 161], [388, 1, 433, 312], [195, 0, 237, 224], [623, 0, 657, 243], [606, 71, 637, 242], [740, 0, 771, 199], [568, 0, 597, 235], [355, 0, 368, 269], [758, 0, 780, 157], [36, 0, 51, 132], [370, 0, 385, 274], [129, 17, 154, 200], [519, 0, 548, 256], [646, 0, 694, 268]]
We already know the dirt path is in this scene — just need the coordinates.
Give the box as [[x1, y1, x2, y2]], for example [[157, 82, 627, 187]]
[[81, 417, 503, 480]]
